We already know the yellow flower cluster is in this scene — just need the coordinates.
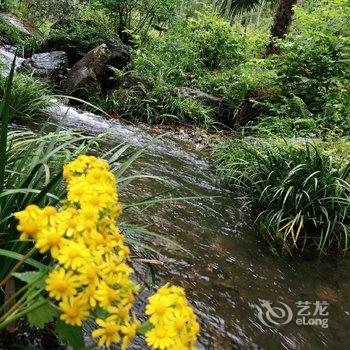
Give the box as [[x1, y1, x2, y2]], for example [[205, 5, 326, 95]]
[[14, 155, 199, 349], [15, 155, 139, 349], [145, 284, 200, 350]]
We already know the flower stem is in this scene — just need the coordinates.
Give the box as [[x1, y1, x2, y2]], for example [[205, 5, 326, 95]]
[[0, 299, 46, 330], [0, 246, 36, 288]]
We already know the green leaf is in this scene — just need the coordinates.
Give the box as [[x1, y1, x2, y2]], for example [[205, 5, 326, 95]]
[[0, 249, 46, 269], [27, 300, 59, 328], [55, 320, 85, 349], [12, 270, 47, 289], [94, 306, 109, 319], [138, 321, 154, 335]]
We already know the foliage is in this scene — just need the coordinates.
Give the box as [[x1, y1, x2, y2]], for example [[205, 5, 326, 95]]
[[24, 0, 78, 26], [44, 17, 117, 64], [129, 0, 349, 134], [261, 0, 350, 135], [91, 0, 188, 42], [99, 83, 215, 128], [0, 0, 21, 12], [0, 73, 52, 119], [214, 138, 350, 255], [134, 8, 247, 86]]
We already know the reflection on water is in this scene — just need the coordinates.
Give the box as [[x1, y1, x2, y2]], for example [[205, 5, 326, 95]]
[[22, 103, 350, 349]]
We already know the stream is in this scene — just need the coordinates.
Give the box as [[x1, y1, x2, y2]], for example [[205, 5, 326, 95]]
[[20, 102, 350, 350]]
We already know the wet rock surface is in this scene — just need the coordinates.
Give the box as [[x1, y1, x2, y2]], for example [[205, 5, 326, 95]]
[[20, 51, 68, 80], [0, 45, 24, 75]]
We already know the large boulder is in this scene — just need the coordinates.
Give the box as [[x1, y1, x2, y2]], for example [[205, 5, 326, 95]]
[[20, 51, 68, 80], [62, 44, 130, 96]]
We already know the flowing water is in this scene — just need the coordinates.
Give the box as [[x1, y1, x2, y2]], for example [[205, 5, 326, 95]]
[[23, 103, 350, 350]]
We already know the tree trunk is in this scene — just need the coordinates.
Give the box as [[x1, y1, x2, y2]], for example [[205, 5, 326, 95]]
[[265, 0, 298, 56]]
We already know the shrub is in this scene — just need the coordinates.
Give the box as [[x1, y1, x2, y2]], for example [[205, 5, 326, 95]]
[[262, 0, 350, 135], [198, 60, 279, 125], [24, 0, 78, 26], [134, 7, 247, 86], [0, 73, 52, 118], [44, 17, 117, 64], [214, 138, 350, 255]]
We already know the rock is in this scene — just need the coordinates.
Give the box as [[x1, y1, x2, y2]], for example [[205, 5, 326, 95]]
[[175, 86, 222, 108], [119, 73, 155, 90], [20, 51, 68, 80], [0, 13, 40, 37], [62, 43, 130, 95], [108, 42, 130, 69], [0, 45, 24, 76], [62, 44, 112, 95]]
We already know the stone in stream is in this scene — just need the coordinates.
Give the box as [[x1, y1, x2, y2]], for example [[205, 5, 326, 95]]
[[20, 51, 68, 80], [62, 43, 130, 96]]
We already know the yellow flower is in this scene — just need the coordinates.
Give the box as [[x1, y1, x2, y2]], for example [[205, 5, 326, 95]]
[[120, 318, 140, 350], [145, 284, 200, 350], [92, 315, 121, 347], [76, 208, 99, 232], [145, 294, 174, 325], [14, 204, 42, 240], [35, 227, 65, 257], [172, 309, 188, 332], [67, 177, 88, 204], [57, 240, 91, 270], [59, 296, 90, 326], [146, 325, 176, 349], [41, 206, 58, 225], [108, 304, 132, 322], [45, 268, 80, 301], [81, 283, 99, 309], [95, 282, 119, 310], [77, 263, 99, 285]]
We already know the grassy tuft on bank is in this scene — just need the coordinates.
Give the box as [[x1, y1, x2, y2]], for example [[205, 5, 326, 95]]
[[215, 138, 350, 256]]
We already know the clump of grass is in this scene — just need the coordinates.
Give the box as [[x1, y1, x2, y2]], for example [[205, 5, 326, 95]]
[[99, 84, 216, 129], [214, 138, 350, 255], [0, 73, 52, 119]]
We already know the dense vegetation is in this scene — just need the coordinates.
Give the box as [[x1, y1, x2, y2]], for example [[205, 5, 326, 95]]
[[0, 0, 350, 348], [0, 0, 349, 272]]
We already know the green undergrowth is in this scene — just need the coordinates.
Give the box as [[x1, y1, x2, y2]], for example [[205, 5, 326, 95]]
[[214, 137, 350, 256]]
